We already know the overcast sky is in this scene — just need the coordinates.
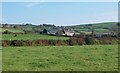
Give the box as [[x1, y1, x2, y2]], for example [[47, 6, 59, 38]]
[[2, 2, 118, 26]]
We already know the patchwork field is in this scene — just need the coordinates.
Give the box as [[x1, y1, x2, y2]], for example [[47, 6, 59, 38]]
[[0, 28, 24, 33], [2, 45, 118, 71], [2, 34, 69, 40], [68, 22, 117, 34]]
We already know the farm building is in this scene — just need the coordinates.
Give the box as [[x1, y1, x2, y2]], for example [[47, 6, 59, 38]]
[[48, 27, 75, 36], [94, 33, 118, 38], [48, 28, 58, 35], [95, 34, 103, 38], [62, 29, 75, 36]]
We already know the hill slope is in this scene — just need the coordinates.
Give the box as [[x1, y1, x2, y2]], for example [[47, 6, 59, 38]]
[[67, 22, 118, 34], [1, 22, 118, 34]]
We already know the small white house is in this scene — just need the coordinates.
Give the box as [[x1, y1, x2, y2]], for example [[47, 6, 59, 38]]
[[63, 30, 75, 36], [48, 27, 75, 36]]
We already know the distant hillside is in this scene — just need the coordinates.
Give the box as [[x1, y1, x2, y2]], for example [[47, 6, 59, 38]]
[[67, 22, 118, 34], [1, 22, 118, 34]]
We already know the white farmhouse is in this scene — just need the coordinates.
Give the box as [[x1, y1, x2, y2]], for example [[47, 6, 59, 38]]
[[63, 30, 75, 36]]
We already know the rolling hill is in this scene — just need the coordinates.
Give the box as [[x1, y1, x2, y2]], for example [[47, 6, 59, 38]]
[[67, 22, 118, 34], [1, 22, 118, 34]]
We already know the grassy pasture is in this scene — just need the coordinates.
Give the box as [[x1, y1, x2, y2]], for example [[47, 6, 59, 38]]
[[0, 49, 2, 72], [95, 29, 110, 33], [68, 22, 117, 34], [0, 28, 24, 33], [2, 34, 69, 40], [2, 45, 118, 71]]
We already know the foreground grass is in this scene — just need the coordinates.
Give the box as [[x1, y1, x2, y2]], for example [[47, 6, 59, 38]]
[[0, 49, 2, 72], [2, 45, 118, 71], [2, 34, 69, 40]]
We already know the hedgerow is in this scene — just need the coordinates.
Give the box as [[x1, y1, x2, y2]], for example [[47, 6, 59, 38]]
[[2, 37, 118, 47]]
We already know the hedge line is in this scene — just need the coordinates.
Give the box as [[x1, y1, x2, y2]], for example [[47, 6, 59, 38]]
[[2, 37, 119, 47]]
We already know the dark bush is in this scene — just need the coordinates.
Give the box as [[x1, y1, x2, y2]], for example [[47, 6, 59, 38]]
[[42, 29, 48, 34], [10, 40, 23, 46], [2, 40, 11, 47], [69, 37, 78, 46], [85, 36, 94, 45], [69, 37, 85, 46], [2, 30, 13, 34]]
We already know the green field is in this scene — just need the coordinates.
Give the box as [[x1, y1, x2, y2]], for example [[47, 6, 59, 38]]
[[2, 45, 118, 71], [68, 22, 117, 34], [2, 34, 69, 40], [0, 28, 24, 33], [0, 49, 2, 72], [1, 22, 119, 71]]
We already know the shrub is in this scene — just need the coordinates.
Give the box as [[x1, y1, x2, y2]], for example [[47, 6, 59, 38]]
[[10, 40, 23, 46], [69, 37, 78, 46], [3, 30, 13, 34], [69, 37, 85, 46], [85, 36, 94, 45]]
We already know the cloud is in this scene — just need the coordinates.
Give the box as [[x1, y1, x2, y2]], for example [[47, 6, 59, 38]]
[[24, 0, 44, 7], [25, 3, 40, 7]]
